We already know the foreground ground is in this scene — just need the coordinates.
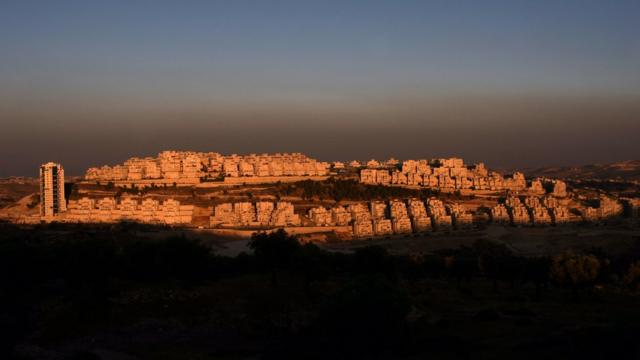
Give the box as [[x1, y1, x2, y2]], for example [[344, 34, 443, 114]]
[[10, 273, 640, 360], [2, 223, 640, 359]]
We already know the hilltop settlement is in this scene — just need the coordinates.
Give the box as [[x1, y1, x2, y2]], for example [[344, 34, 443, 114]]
[[2, 150, 639, 241]]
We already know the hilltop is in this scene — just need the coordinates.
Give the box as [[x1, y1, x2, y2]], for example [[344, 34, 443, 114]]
[[519, 160, 640, 181]]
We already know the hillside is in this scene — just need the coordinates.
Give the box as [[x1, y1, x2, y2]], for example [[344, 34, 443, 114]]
[[520, 160, 640, 181], [0, 193, 39, 219], [0, 177, 38, 208]]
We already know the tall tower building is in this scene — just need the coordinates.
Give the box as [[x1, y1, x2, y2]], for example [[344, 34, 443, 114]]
[[40, 162, 67, 217]]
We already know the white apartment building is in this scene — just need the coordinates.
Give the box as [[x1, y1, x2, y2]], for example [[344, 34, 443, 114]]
[[40, 162, 66, 217]]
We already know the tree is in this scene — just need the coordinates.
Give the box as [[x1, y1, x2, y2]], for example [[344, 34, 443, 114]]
[[421, 254, 446, 279], [444, 254, 477, 284], [248, 229, 300, 287], [550, 253, 601, 296], [483, 254, 522, 291], [624, 261, 640, 291], [291, 243, 330, 292], [474, 240, 521, 290], [315, 276, 410, 357], [522, 257, 551, 296], [119, 236, 213, 283], [437, 245, 479, 284], [352, 246, 395, 278]]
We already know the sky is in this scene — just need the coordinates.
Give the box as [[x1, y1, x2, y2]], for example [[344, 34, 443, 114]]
[[1, 0, 639, 176]]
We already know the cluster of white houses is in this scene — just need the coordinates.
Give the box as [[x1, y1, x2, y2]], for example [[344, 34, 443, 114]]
[[491, 194, 625, 226], [360, 158, 567, 196], [84, 151, 330, 185], [38, 162, 194, 225], [36, 161, 639, 233], [210, 201, 301, 227], [582, 196, 626, 222], [308, 198, 474, 237], [65, 197, 194, 224], [491, 196, 571, 226]]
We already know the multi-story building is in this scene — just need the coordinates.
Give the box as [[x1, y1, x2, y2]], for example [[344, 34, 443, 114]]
[[373, 219, 393, 235], [331, 206, 352, 226], [40, 162, 66, 218], [447, 203, 473, 229], [308, 207, 333, 226], [491, 204, 510, 224], [353, 220, 374, 237]]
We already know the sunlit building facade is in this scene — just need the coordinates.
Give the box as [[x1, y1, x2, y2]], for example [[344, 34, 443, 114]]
[[40, 162, 66, 217]]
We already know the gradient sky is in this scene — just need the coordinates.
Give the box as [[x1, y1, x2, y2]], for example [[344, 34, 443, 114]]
[[1, 0, 639, 176]]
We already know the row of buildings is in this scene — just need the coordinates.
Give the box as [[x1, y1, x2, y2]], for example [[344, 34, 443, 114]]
[[490, 195, 625, 226], [491, 196, 573, 226], [209, 201, 301, 227], [361, 158, 567, 195], [582, 196, 625, 222], [40, 162, 193, 225], [65, 197, 194, 224], [308, 198, 474, 237], [84, 151, 330, 184], [38, 162, 638, 234]]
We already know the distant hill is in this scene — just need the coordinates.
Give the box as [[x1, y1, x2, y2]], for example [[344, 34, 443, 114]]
[[520, 160, 640, 181]]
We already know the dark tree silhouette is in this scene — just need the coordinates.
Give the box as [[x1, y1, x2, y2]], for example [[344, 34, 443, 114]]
[[291, 242, 331, 292], [473, 240, 521, 290], [551, 253, 601, 296], [624, 261, 640, 291], [522, 257, 552, 296], [315, 275, 410, 357], [352, 245, 396, 279], [248, 229, 301, 287]]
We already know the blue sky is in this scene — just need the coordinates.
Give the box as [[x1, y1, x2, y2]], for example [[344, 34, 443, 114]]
[[1, 0, 639, 175]]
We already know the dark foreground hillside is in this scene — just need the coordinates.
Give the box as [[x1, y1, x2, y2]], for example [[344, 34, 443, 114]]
[[2, 223, 640, 359]]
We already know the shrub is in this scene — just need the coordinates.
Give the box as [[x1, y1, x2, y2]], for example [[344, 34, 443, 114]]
[[550, 253, 601, 294]]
